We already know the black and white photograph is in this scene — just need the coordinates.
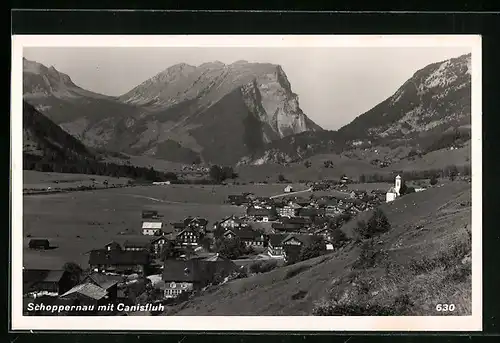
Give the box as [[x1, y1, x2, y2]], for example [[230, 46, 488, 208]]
[[11, 35, 482, 331]]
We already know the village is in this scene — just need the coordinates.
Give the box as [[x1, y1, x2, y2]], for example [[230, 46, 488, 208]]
[[23, 174, 423, 316]]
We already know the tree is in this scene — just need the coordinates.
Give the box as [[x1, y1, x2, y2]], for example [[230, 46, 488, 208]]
[[214, 237, 249, 260], [359, 174, 366, 183], [330, 229, 350, 249], [446, 165, 459, 181], [304, 161, 312, 168], [278, 174, 286, 182], [209, 165, 224, 183], [366, 208, 391, 236], [430, 176, 438, 186], [63, 262, 83, 285], [356, 208, 391, 239], [298, 236, 326, 262]]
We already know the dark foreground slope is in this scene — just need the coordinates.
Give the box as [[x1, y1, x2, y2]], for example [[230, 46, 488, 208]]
[[166, 182, 472, 316]]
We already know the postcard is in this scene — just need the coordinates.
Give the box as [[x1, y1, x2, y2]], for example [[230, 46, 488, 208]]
[[11, 34, 482, 331]]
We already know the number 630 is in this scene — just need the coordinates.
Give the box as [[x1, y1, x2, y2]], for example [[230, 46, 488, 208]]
[[436, 304, 456, 312]]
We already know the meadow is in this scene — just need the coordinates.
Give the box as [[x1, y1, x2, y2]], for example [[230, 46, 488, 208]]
[[23, 170, 130, 191]]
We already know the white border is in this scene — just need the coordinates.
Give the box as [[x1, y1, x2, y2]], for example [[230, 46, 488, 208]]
[[11, 35, 482, 332]]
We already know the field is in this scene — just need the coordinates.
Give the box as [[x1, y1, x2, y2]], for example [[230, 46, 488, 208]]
[[22, 175, 306, 270], [167, 181, 472, 316], [23, 170, 130, 191]]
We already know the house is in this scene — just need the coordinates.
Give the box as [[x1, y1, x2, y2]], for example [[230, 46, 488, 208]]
[[123, 238, 151, 252], [88, 246, 150, 275], [282, 234, 324, 264], [340, 176, 350, 184], [150, 234, 176, 258], [104, 241, 121, 251], [267, 234, 289, 257], [227, 195, 248, 206], [386, 175, 402, 203], [176, 227, 203, 247], [415, 187, 426, 192], [297, 207, 323, 218], [23, 269, 75, 296], [161, 259, 220, 298], [218, 216, 245, 230], [142, 222, 163, 236], [28, 239, 50, 250], [142, 210, 159, 219], [278, 202, 302, 218], [284, 185, 293, 193], [246, 206, 278, 222], [223, 227, 266, 248], [314, 227, 335, 241]]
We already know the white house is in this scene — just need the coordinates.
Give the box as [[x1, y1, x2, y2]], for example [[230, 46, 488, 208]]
[[386, 175, 402, 203], [284, 185, 293, 193], [142, 222, 163, 236]]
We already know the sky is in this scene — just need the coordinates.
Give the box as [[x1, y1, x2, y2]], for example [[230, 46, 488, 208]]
[[24, 46, 471, 130]]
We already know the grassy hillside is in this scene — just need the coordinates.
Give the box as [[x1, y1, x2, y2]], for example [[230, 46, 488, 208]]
[[167, 182, 472, 316]]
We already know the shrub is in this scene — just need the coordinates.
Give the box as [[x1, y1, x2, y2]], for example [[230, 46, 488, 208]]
[[249, 260, 278, 274], [284, 264, 311, 280], [352, 240, 379, 269], [430, 176, 438, 185]]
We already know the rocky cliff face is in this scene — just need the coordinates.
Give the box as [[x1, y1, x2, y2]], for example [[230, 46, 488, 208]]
[[23, 59, 321, 165], [120, 60, 321, 142]]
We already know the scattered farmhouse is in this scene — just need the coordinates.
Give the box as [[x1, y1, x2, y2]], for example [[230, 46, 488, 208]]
[[142, 210, 159, 220], [28, 238, 50, 250], [284, 185, 293, 193]]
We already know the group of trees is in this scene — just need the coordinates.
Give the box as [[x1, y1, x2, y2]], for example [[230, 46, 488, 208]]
[[355, 208, 391, 239], [213, 236, 253, 260], [24, 153, 178, 182], [358, 164, 470, 184], [209, 165, 237, 183]]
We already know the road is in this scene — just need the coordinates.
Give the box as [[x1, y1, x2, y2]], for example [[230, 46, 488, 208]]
[[269, 187, 313, 199]]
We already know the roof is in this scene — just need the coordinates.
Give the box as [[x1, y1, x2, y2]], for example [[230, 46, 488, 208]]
[[142, 222, 163, 229], [60, 283, 108, 300], [83, 273, 123, 289], [234, 227, 264, 241], [283, 234, 315, 246], [89, 249, 149, 266], [23, 269, 67, 292], [247, 207, 277, 217], [203, 253, 231, 262], [123, 237, 153, 248], [268, 233, 289, 247], [28, 239, 49, 245], [387, 186, 396, 193]]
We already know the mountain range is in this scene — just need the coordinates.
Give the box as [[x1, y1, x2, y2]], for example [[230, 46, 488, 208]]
[[23, 58, 321, 165], [22, 53, 472, 167], [242, 53, 472, 164]]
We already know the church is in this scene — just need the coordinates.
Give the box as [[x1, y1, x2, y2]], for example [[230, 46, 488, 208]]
[[386, 175, 402, 203]]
